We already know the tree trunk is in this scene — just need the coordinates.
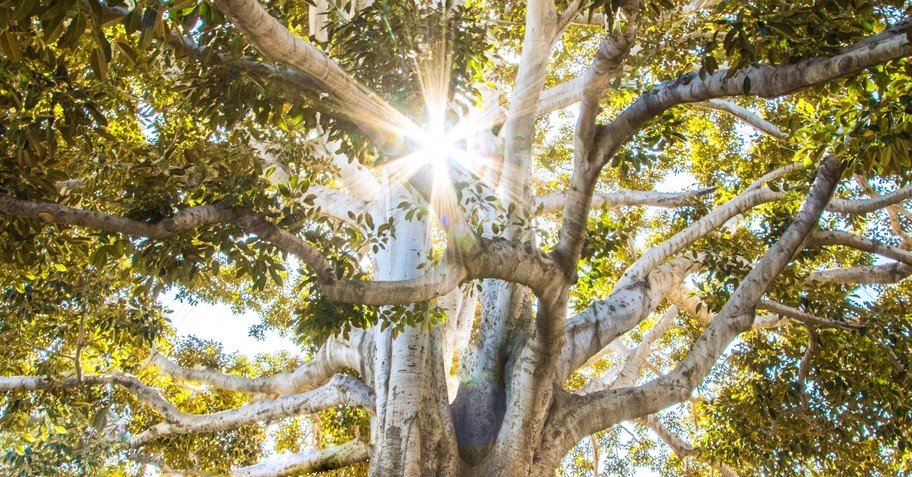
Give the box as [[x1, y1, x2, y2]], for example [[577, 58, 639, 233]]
[[367, 185, 460, 476]]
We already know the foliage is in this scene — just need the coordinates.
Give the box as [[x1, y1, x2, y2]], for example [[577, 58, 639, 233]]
[[1, 0, 912, 475]]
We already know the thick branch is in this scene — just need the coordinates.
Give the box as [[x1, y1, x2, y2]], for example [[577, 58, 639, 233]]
[[552, 1, 640, 274], [559, 186, 787, 380], [808, 262, 912, 284], [625, 188, 781, 282], [536, 187, 716, 215], [580, 305, 679, 395], [212, 0, 410, 142], [552, 158, 844, 455], [666, 285, 714, 327], [228, 439, 370, 477], [0, 195, 562, 305], [0, 195, 337, 281], [0, 373, 181, 420], [558, 258, 697, 380], [150, 338, 359, 395], [826, 185, 912, 214], [577, 3, 640, 148], [134, 439, 370, 477], [808, 229, 912, 266], [129, 374, 374, 447], [594, 21, 912, 165], [319, 137, 384, 202]]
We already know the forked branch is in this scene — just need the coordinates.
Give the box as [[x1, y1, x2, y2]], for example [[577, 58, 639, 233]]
[[544, 158, 844, 464]]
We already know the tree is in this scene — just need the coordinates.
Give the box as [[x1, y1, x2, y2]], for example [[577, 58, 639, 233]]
[[1, 0, 912, 475]]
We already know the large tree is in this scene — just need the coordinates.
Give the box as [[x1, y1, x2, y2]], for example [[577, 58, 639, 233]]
[[2, 0, 912, 475]]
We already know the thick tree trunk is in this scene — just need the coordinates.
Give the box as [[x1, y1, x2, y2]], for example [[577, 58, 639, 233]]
[[367, 186, 460, 476]]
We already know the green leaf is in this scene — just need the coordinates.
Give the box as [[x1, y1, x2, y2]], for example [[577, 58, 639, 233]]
[[0, 30, 21, 63]]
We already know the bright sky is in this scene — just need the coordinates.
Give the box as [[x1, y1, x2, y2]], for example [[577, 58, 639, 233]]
[[161, 293, 300, 357]]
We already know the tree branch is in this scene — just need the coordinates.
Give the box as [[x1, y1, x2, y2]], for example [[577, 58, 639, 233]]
[[826, 184, 912, 214], [579, 305, 678, 395], [0, 194, 339, 280], [637, 415, 740, 477], [855, 175, 912, 247], [808, 262, 912, 284], [551, 1, 640, 274], [745, 163, 804, 191], [536, 186, 716, 215], [212, 0, 412, 144], [808, 229, 912, 266], [551, 157, 844, 456], [757, 299, 863, 331], [150, 338, 360, 395], [558, 258, 697, 381], [489, 75, 588, 129], [228, 439, 370, 477], [129, 374, 375, 447], [594, 21, 912, 166], [559, 186, 790, 381], [624, 188, 781, 282], [555, 183, 780, 345], [0, 196, 563, 305], [318, 136, 384, 202], [0, 373, 182, 421], [691, 99, 788, 139]]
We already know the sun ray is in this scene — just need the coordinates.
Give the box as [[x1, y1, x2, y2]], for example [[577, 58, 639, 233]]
[[370, 4, 519, 239]]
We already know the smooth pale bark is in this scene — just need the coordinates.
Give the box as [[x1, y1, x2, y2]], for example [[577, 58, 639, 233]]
[[558, 187, 783, 380], [367, 186, 459, 476], [149, 336, 362, 395], [453, 2, 564, 471], [536, 186, 716, 215], [809, 262, 912, 284], [692, 99, 788, 139], [0, 374, 177, 415], [809, 229, 912, 266], [554, 0, 640, 276], [578, 305, 679, 395], [827, 184, 912, 214], [439, 287, 479, 399], [7, 7, 912, 477], [534, 158, 844, 474], [321, 138, 385, 202], [129, 374, 375, 447], [212, 0, 411, 144], [594, 22, 912, 165], [229, 440, 370, 477]]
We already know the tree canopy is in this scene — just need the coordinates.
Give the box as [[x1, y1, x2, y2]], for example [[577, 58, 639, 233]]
[[1, 0, 911, 475]]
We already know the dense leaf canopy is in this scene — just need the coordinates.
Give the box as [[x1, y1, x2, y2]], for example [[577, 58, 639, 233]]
[[1, 0, 911, 476]]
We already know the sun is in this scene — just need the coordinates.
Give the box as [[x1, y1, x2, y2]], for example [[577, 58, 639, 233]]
[[417, 125, 460, 177]]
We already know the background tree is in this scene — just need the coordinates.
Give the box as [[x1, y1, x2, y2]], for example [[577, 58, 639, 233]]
[[1, 0, 911, 475]]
